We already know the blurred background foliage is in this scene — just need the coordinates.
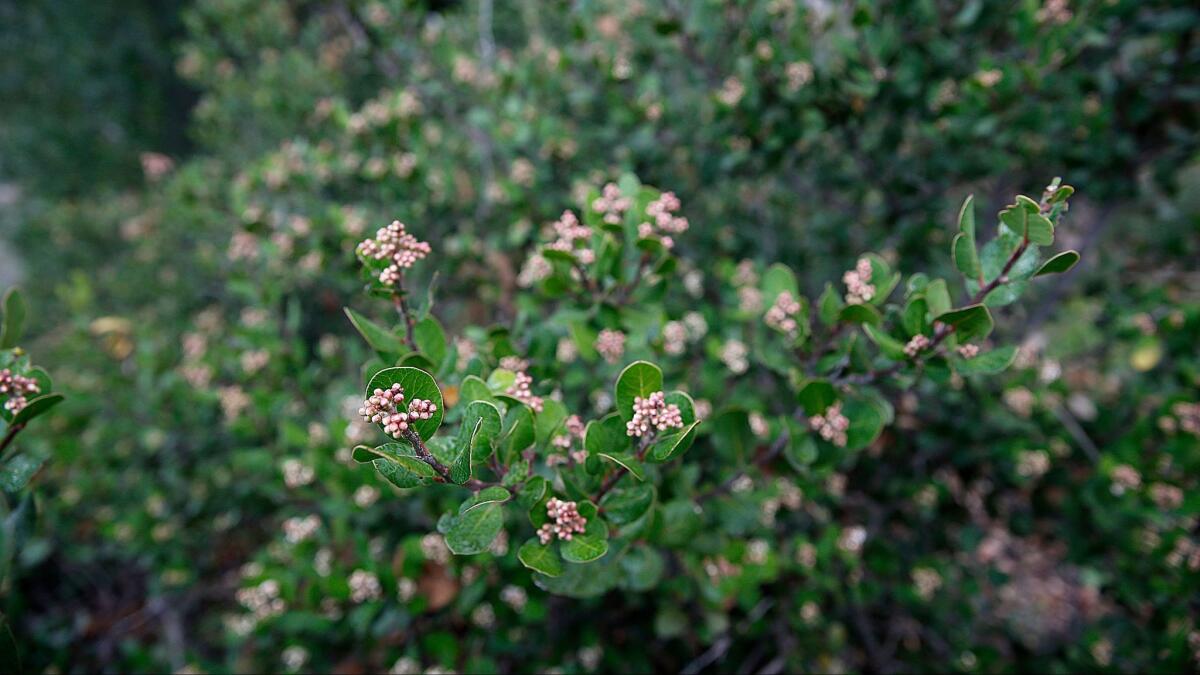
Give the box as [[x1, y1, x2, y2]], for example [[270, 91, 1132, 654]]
[[0, 0, 1198, 672]]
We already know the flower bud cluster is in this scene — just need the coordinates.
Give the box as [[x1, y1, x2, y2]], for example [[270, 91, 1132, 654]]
[[626, 391, 685, 437], [517, 252, 552, 287], [843, 257, 875, 304], [0, 368, 40, 414], [359, 383, 438, 439], [1170, 401, 1199, 436], [662, 320, 688, 355], [637, 191, 688, 249], [764, 291, 803, 336], [505, 371, 544, 413], [536, 498, 588, 544], [595, 329, 626, 364], [546, 210, 594, 263], [810, 402, 850, 447], [550, 414, 588, 464], [958, 343, 980, 359], [356, 220, 432, 286], [904, 334, 932, 358], [237, 579, 285, 619], [348, 569, 382, 603], [591, 183, 631, 225]]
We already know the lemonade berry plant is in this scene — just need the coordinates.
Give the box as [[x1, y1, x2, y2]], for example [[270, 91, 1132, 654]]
[[342, 176, 1080, 594]]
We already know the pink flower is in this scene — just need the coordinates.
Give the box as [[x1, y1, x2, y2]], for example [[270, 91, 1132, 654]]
[[0, 368, 40, 414], [356, 220, 432, 286], [809, 402, 850, 447], [958, 343, 980, 359], [764, 291, 803, 336], [545, 210, 594, 262], [904, 334, 932, 358], [536, 498, 588, 543], [505, 371, 544, 413], [637, 191, 688, 248], [591, 183, 632, 225], [842, 257, 875, 304], [595, 329, 626, 364], [626, 391, 685, 437], [358, 383, 436, 439]]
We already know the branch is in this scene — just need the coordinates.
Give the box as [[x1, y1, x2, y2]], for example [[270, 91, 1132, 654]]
[[392, 277, 419, 351], [0, 422, 26, 461], [594, 433, 653, 503]]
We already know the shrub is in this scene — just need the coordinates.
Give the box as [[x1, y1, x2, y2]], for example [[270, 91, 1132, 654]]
[[2, 1, 1198, 673]]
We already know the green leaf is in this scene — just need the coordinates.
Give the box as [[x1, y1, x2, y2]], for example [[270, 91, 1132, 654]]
[[344, 307, 405, 355], [955, 345, 1019, 376], [450, 419, 479, 484], [12, 394, 64, 426], [533, 553, 621, 597], [1034, 250, 1080, 277], [568, 320, 599, 362], [664, 391, 697, 425], [517, 476, 548, 509], [460, 486, 510, 513], [518, 538, 564, 577], [439, 496, 504, 555], [542, 248, 578, 265], [1000, 198, 1053, 245], [973, 231, 1041, 306], [0, 454, 44, 492], [952, 233, 981, 280], [798, 380, 837, 416], [615, 361, 663, 422], [371, 443, 436, 489], [838, 303, 882, 326], [501, 403, 536, 456], [935, 304, 993, 343], [647, 420, 700, 462], [818, 283, 843, 326], [761, 263, 799, 300], [1026, 215, 1054, 246], [560, 519, 609, 563], [364, 367, 443, 440], [903, 297, 930, 337], [397, 352, 436, 372], [656, 499, 703, 547], [459, 375, 495, 405], [957, 194, 976, 237], [620, 546, 665, 591], [534, 398, 568, 447], [596, 452, 645, 481], [843, 395, 886, 450], [487, 368, 516, 393], [462, 400, 503, 462], [0, 289, 27, 349], [414, 316, 448, 370], [924, 279, 952, 318], [863, 324, 908, 361], [585, 414, 631, 457], [784, 434, 818, 470], [599, 483, 655, 525]]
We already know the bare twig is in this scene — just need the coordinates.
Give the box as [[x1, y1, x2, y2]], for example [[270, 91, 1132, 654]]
[[0, 422, 25, 460]]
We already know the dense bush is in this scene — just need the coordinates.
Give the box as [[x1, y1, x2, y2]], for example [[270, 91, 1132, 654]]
[[1, 0, 1198, 673]]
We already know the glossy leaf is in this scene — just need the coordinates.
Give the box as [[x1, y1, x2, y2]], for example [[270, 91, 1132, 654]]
[[518, 538, 563, 577], [1034, 250, 1080, 277], [364, 367, 443, 440], [615, 361, 663, 423], [344, 307, 405, 355], [0, 289, 26, 349], [934, 304, 994, 343]]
